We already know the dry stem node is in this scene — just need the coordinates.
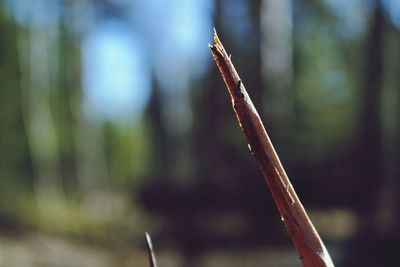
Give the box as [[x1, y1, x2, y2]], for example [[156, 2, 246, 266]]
[[209, 30, 334, 267]]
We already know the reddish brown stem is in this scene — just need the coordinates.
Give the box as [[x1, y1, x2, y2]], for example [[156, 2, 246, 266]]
[[209, 31, 334, 267]]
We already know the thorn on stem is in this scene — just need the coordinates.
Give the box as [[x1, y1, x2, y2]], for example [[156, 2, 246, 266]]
[[236, 80, 244, 98]]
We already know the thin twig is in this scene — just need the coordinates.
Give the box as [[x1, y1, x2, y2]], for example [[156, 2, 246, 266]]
[[209, 30, 334, 267], [145, 232, 159, 267]]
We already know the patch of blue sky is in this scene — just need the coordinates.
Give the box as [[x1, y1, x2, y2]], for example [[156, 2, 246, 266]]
[[221, 0, 253, 45], [81, 0, 213, 124], [129, 0, 214, 132], [138, 0, 214, 85], [382, 0, 400, 28], [82, 19, 151, 124], [5, 0, 61, 27]]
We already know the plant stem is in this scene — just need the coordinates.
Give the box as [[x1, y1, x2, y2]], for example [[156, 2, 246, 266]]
[[209, 30, 334, 267], [145, 233, 159, 267]]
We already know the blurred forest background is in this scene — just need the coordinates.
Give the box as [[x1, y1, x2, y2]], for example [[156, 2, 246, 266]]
[[0, 0, 400, 266]]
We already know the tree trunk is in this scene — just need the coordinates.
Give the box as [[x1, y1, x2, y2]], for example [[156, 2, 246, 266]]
[[260, 0, 294, 128], [357, 1, 384, 221], [16, 7, 65, 208], [346, 2, 385, 264]]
